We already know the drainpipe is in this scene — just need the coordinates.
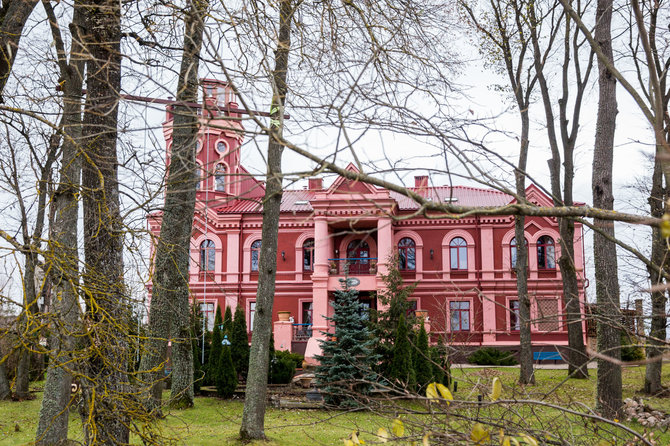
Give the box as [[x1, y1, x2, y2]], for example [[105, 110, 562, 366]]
[[475, 215, 484, 345]]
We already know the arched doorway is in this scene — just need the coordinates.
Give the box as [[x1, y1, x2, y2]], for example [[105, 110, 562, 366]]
[[347, 239, 370, 274]]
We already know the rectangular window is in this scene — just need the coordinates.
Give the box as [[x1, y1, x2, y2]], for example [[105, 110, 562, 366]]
[[536, 299, 559, 332], [407, 300, 418, 317], [249, 302, 256, 332], [510, 300, 520, 331], [200, 302, 215, 331], [449, 301, 470, 331], [303, 246, 314, 271]]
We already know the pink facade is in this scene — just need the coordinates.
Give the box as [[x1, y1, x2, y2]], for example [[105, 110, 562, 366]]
[[148, 80, 588, 361]]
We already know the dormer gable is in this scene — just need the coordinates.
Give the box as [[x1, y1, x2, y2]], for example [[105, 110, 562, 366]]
[[523, 184, 555, 207], [326, 163, 379, 196]]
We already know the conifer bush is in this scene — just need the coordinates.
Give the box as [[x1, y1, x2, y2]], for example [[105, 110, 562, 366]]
[[216, 345, 238, 398], [207, 306, 223, 385], [389, 314, 416, 390], [231, 305, 250, 379], [223, 306, 233, 337], [414, 322, 432, 391], [468, 347, 518, 366]]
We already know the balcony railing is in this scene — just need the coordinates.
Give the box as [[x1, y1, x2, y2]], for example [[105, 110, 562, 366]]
[[327, 258, 378, 275], [292, 323, 312, 341]]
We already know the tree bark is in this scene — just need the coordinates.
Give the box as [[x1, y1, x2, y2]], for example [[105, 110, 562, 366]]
[[644, 157, 666, 395], [139, 0, 207, 412], [529, 3, 589, 379], [239, 0, 293, 440], [516, 110, 534, 385], [639, 0, 669, 397], [0, 0, 39, 101], [36, 2, 85, 442], [592, 0, 622, 417], [0, 362, 9, 400], [78, 0, 129, 441]]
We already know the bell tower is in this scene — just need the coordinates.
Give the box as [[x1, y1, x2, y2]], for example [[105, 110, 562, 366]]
[[163, 78, 245, 200]]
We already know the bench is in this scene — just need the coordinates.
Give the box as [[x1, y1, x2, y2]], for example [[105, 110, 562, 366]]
[[533, 351, 562, 364]]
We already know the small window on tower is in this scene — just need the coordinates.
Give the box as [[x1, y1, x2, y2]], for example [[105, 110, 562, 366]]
[[215, 164, 226, 192]]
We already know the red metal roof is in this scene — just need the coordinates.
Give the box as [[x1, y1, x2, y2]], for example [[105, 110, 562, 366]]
[[215, 185, 512, 214], [391, 186, 511, 211]]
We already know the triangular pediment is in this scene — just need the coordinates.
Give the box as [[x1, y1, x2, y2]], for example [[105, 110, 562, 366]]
[[327, 163, 379, 196], [524, 184, 554, 207]]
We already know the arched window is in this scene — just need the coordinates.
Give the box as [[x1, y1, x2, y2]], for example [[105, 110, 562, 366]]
[[510, 237, 528, 268], [251, 240, 262, 271], [200, 239, 215, 271], [195, 165, 202, 190], [449, 237, 467, 270], [398, 237, 416, 271], [537, 235, 556, 269], [303, 238, 315, 271], [215, 164, 226, 192]]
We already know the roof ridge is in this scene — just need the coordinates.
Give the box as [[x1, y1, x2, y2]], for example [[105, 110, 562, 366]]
[[406, 185, 509, 194]]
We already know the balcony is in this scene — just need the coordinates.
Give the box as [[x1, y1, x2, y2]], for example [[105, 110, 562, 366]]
[[328, 258, 378, 275], [292, 323, 312, 341]]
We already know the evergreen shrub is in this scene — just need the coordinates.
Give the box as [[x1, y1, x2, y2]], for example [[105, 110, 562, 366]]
[[216, 345, 238, 398], [468, 347, 518, 366], [621, 333, 645, 362], [269, 351, 297, 384], [231, 306, 250, 379]]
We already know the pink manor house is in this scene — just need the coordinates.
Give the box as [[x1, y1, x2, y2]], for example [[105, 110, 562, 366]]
[[148, 80, 588, 362]]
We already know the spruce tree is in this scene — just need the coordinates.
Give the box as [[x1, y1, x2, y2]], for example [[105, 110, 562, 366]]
[[371, 255, 417, 377], [414, 322, 432, 391], [389, 314, 416, 390], [231, 305, 250, 380], [315, 281, 379, 407], [216, 344, 238, 398], [207, 306, 223, 385]]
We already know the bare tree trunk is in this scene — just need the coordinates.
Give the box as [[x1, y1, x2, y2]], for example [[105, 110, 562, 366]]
[[36, 2, 85, 442], [78, 0, 129, 441], [529, 3, 590, 379], [0, 362, 9, 399], [644, 148, 667, 395], [592, 0, 622, 417], [0, 0, 39, 101], [140, 0, 207, 413], [13, 122, 61, 401], [239, 0, 293, 440], [559, 218, 589, 378], [516, 112, 534, 385], [640, 0, 669, 397]]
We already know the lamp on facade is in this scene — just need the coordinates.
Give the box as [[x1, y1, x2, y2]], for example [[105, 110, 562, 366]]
[[430, 249, 434, 259], [281, 250, 286, 260]]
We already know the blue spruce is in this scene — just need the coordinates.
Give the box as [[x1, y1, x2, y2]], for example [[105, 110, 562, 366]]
[[315, 281, 379, 407]]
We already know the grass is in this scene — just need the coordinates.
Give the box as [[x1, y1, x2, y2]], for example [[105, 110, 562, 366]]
[[1, 366, 669, 445]]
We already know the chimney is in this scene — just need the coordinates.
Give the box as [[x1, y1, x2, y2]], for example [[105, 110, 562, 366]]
[[308, 178, 323, 190], [635, 299, 644, 336], [414, 175, 428, 188]]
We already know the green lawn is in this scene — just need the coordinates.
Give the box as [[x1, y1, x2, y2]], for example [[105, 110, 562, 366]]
[[2, 366, 669, 445]]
